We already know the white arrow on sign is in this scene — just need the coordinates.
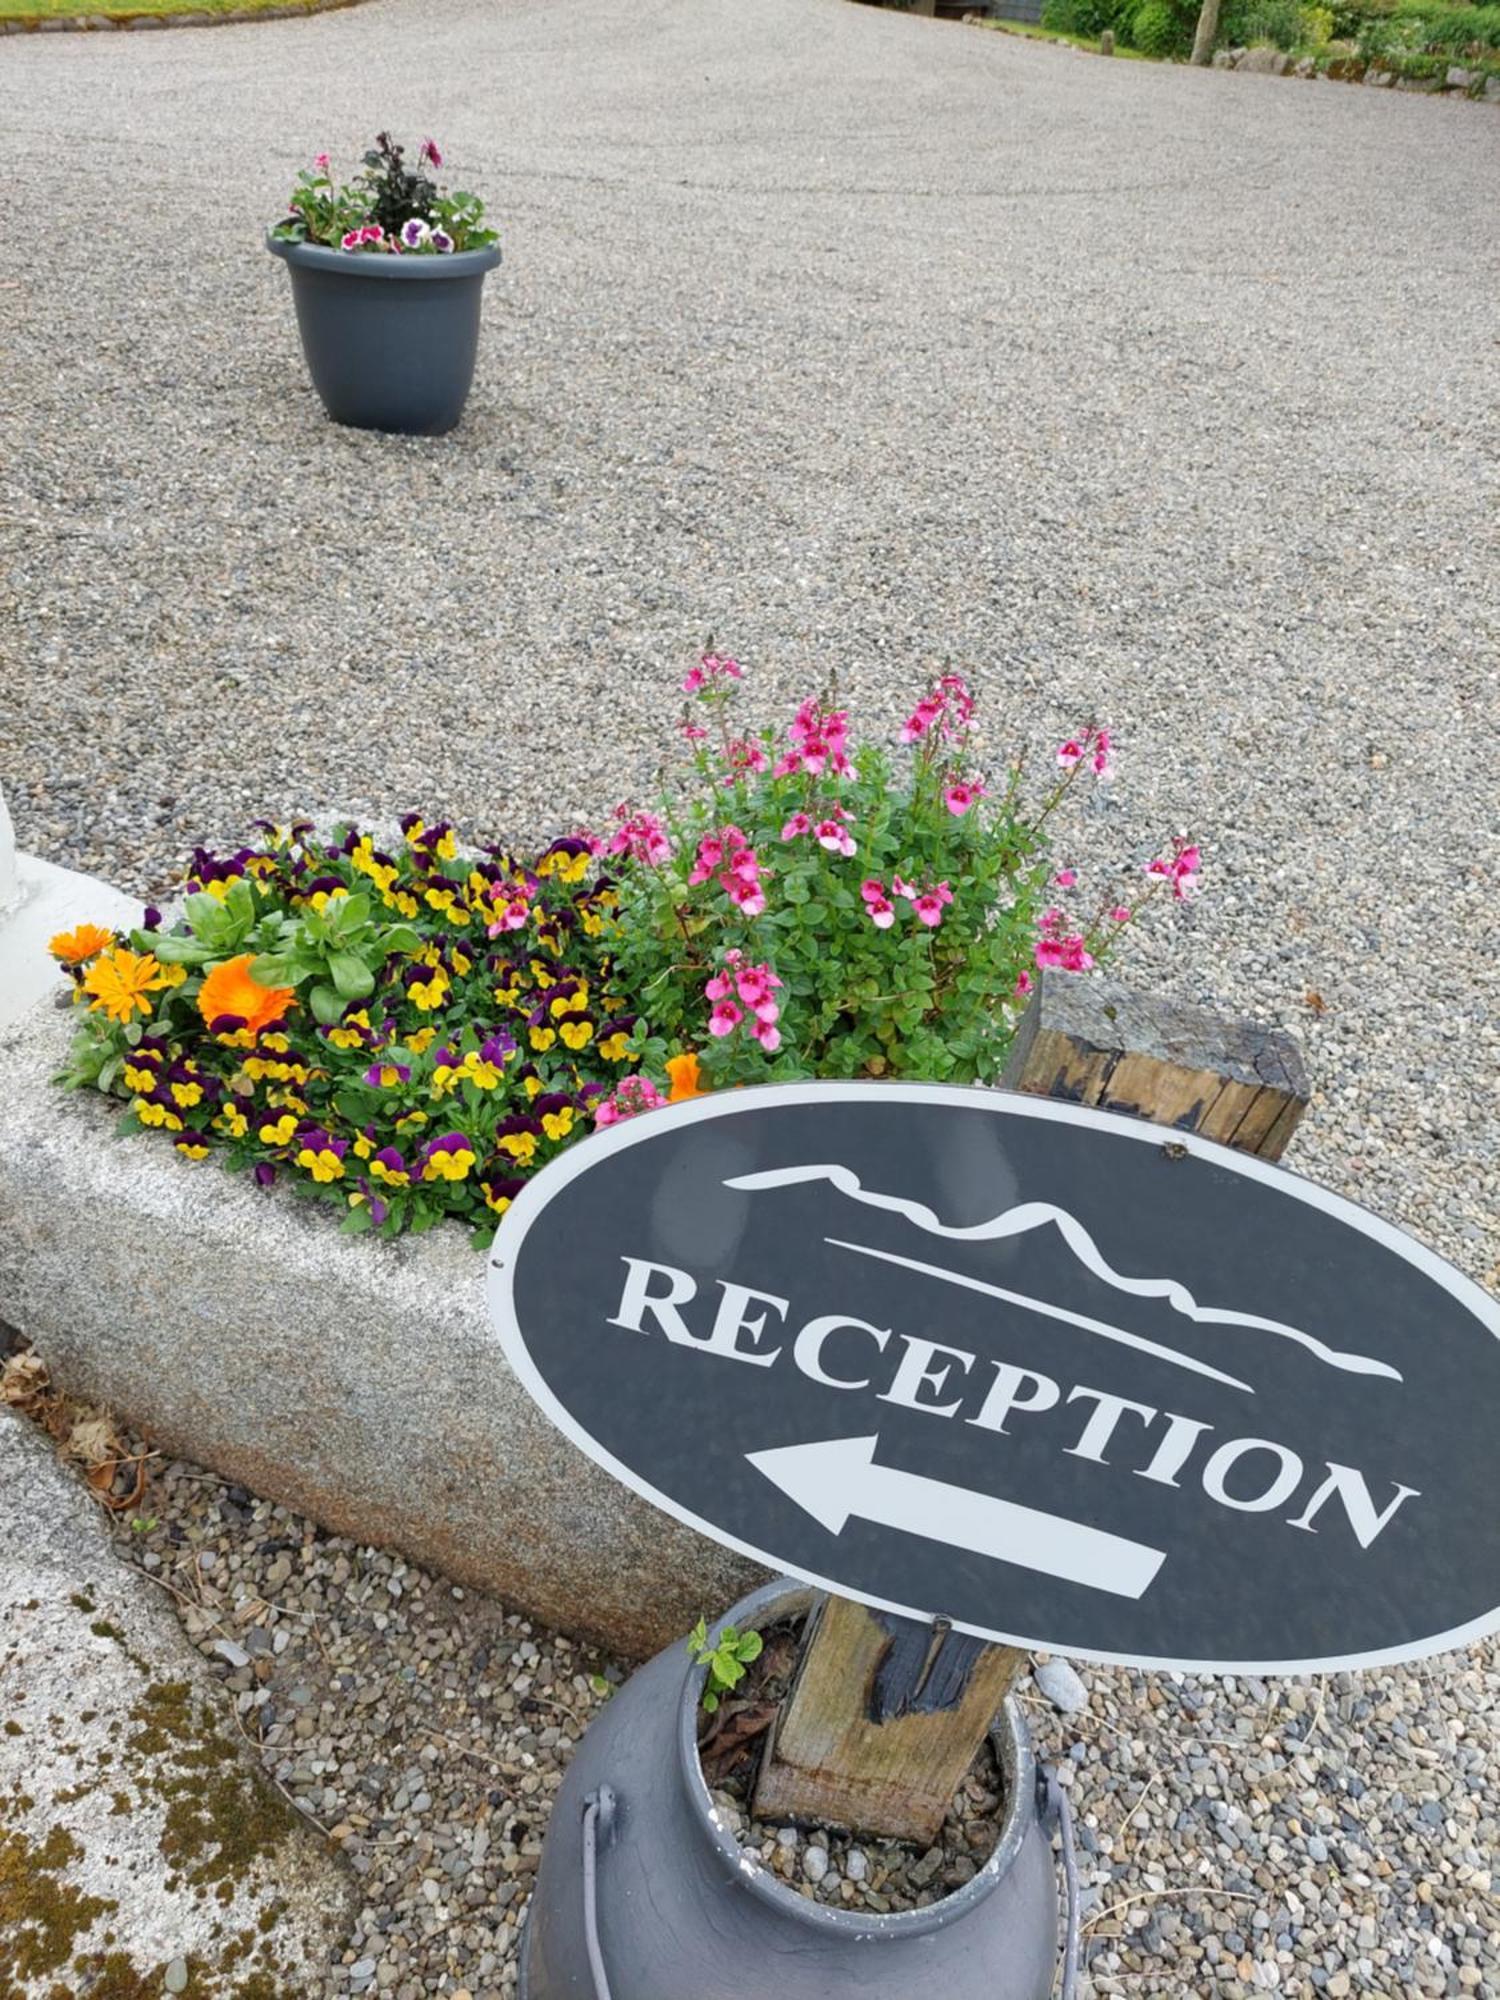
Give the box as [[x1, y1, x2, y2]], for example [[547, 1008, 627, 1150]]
[[745, 1434, 1165, 1602]]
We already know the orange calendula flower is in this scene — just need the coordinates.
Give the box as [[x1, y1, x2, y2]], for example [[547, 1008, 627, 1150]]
[[666, 1052, 707, 1102], [49, 922, 115, 966], [81, 948, 170, 1025], [197, 954, 295, 1036]]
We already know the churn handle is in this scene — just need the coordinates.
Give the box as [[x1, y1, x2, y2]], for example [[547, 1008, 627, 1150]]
[[1037, 1766, 1082, 2000], [581, 1785, 619, 2000]]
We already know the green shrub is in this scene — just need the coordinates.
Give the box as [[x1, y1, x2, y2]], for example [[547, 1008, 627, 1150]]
[[1357, 1, 1500, 54], [1040, 0, 1135, 37], [1223, 0, 1305, 43], [1300, 4, 1336, 44], [1130, 0, 1189, 50]]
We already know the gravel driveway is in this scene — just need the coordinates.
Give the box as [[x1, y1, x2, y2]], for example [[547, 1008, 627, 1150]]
[[2, 1, 1496, 1994]]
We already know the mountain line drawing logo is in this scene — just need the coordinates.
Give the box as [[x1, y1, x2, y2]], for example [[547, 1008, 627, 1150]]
[[724, 1162, 1404, 1393]]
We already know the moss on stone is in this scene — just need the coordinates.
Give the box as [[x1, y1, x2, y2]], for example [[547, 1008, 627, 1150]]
[[124, 1681, 303, 1896], [0, 1817, 118, 1986]]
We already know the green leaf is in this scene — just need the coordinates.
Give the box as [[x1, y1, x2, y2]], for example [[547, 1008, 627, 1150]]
[[249, 954, 295, 986], [183, 892, 232, 942], [736, 1630, 763, 1663], [309, 982, 347, 1026], [329, 892, 372, 934], [701, 1689, 719, 1714], [151, 934, 215, 967], [329, 951, 376, 1001]]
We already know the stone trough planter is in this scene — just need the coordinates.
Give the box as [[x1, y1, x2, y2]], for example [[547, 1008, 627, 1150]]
[[0, 995, 759, 1659]]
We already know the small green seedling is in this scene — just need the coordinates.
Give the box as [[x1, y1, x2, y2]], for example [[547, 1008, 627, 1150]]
[[687, 1616, 763, 1713]]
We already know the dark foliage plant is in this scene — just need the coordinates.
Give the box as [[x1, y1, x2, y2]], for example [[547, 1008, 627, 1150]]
[[360, 133, 441, 240]]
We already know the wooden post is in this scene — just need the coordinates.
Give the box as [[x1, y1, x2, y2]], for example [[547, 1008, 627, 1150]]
[[753, 1596, 1026, 1844], [751, 974, 1309, 1843], [999, 968, 1309, 1162]]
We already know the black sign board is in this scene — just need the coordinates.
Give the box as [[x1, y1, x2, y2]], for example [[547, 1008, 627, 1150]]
[[487, 1083, 1500, 1674]]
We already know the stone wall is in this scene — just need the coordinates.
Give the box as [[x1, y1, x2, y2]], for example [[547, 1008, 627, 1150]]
[[1213, 46, 1500, 98]]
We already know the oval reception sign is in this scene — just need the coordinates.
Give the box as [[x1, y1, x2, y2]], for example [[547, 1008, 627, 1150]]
[[487, 1083, 1500, 1675]]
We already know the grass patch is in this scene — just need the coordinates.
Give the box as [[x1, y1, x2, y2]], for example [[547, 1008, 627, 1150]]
[[0, 0, 348, 20], [983, 16, 1154, 54]]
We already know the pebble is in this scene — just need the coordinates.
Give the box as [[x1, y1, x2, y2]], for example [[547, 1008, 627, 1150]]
[[164, 1960, 189, 1996], [1033, 1657, 1090, 1715]]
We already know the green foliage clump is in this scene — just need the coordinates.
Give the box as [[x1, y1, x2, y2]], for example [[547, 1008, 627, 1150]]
[[687, 1618, 764, 1715], [1130, 0, 1189, 53], [1357, 1, 1500, 55], [1040, 0, 1135, 37], [1222, 0, 1307, 46]]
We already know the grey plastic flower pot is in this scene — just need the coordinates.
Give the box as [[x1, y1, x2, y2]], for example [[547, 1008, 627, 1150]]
[[519, 1580, 1073, 2000], [266, 234, 501, 436]]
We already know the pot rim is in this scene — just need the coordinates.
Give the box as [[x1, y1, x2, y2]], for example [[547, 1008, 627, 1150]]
[[265, 230, 502, 279], [678, 1578, 1038, 1939]]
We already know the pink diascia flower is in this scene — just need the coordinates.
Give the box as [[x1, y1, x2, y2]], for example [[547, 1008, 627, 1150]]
[[594, 1075, 667, 1126], [682, 652, 744, 695], [705, 955, 782, 1048], [902, 673, 976, 748], [606, 806, 673, 866], [1053, 868, 1078, 889], [420, 138, 443, 168], [722, 736, 770, 784], [689, 827, 741, 885], [487, 890, 530, 935], [709, 998, 743, 1037], [1109, 904, 1131, 923], [775, 696, 852, 779], [1035, 933, 1095, 973], [944, 779, 985, 817], [815, 819, 856, 858], [1145, 836, 1202, 900], [314, 152, 332, 172], [911, 881, 954, 928], [1056, 723, 1114, 779], [861, 879, 896, 929], [1015, 970, 1033, 996], [780, 812, 812, 841]]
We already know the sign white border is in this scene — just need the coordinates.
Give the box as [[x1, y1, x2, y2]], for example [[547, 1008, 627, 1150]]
[[487, 1082, 1500, 1676]]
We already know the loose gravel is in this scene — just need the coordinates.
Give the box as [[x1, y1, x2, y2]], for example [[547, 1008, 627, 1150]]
[[2, 0, 1497, 1993]]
